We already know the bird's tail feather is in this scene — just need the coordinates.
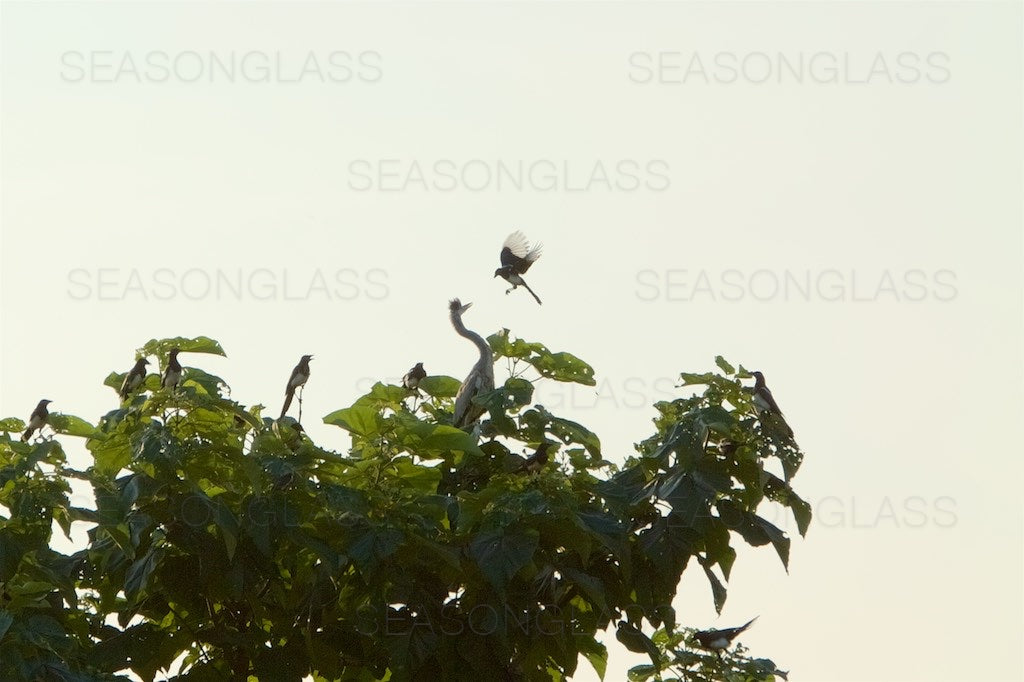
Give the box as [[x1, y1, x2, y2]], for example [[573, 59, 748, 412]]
[[280, 388, 294, 420], [522, 281, 542, 305], [738, 616, 759, 633]]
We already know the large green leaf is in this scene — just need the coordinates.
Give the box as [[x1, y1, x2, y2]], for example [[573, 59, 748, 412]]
[[49, 414, 99, 438], [0, 418, 25, 433], [323, 405, 382, 438], [139, 336, 226, 357], [469, 528, 539, 594], [418, 375, 462, 398]]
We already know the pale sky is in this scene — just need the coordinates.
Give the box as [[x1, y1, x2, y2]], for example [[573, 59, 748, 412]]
[[1, 2, 1022, 681]]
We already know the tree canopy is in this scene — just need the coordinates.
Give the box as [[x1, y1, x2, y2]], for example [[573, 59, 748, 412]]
[[0, 333, 808, 681]]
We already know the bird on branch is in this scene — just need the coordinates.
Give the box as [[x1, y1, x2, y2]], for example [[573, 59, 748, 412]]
[[750, 370, 793, 438], [513, 442, 554, 475], [692, 617, 758, 652], [21, 399, 52, 442], [280, 355, 313, 420], [161, 348, 182, 390], [449, 299, 494, 428], [494, 231, 543, 305], [119, 357, 150, 401], [402, 362, 427, 394]]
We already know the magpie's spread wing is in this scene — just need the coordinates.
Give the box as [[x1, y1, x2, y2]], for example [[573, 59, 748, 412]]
[[499, 245, 518, 268], [500, 231, 542, 273]]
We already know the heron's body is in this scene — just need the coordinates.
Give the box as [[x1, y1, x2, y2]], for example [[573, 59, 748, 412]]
[[449, 299, 494, 428]]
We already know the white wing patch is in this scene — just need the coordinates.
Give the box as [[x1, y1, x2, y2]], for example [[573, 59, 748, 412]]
[[503, 231, 543, 262]]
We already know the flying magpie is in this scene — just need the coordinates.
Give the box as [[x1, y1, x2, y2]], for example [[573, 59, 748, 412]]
[[494, 231, 543, 305]]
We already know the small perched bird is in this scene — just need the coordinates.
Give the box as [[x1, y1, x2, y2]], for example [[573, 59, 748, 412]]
[[515, 442, 553, 475], [119, 357, 150, 400], [402, 362, 427, 393], [494, 231, 543, 305], [280, 355, 313, 420], [161, 348, 182, 389], [21, 399, 52, 442], [692, 617, 758, 651], [450, 299, 495, 428], [750, 371, 793, 437]]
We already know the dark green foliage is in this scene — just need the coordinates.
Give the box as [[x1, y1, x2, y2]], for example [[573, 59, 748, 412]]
[[0, 337, 806, 681]]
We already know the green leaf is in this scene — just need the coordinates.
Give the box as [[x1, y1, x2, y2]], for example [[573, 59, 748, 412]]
[[0, 418, 26, 432], [323, 405, 381, 438], [627, 665, 657, 682], [348, 525, 403, 571], [124, 549, 161, 603], [49, 413, 99, 438], [578, 636, 608, 680], [418, 375, 462, 398], [469, 528, 539, 594], [527, 351, 597, 386], [504, 377, 535, 406], [139, 336, 226, 357], [181, 368, 228, 397], [715, 356, 736, 375], [701, 563, 728, 614], [0, 610, 13, 640], [616, 621, 660, 665], [487, 330, 545, 359]]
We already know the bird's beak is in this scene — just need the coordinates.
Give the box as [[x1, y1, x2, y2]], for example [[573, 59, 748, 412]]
[[462, 302, 473, 312]]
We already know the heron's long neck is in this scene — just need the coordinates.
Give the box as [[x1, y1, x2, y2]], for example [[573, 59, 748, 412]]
[[451, 313, 492, 364]]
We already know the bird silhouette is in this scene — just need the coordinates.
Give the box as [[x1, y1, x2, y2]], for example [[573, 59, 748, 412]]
[[21, 399, 52, 442], [692, 617, 758, 651], [280, 355, 313, 420], [494, 231, 543, 304], [161, 348, 182, 389], [119, 357, 150, 400]]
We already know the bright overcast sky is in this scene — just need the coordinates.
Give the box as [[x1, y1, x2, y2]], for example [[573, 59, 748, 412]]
[[1, 2, 1022, 681]]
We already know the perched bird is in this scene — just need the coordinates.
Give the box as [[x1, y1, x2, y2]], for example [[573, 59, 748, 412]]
[[21, 399, 52, 442], [692, 617, 758, 651], [402, 362, 427, 393], [494, 231, 543, 305], [119, 357, 150, 400], [515, 442, 553, 474], [280, 355, 313, 420], [750, 371, 793, 437], [716, 440, 739, 457], [161, 348, 182, 389], [449, 299, 495, 428]]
